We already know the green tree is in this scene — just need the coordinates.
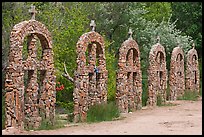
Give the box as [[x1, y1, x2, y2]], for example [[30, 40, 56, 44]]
[[2, 2, 90, 112], [171, 2, 202, 57], [143, 2, 172, 22], [2, 2, 30, 87], [2, 2, 197, 114]]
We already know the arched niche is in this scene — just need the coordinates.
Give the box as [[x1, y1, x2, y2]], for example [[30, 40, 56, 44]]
[[126, 48, 139, 66]]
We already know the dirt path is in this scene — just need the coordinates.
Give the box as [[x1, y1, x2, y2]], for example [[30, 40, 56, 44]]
[[2, 99, 202, 135]]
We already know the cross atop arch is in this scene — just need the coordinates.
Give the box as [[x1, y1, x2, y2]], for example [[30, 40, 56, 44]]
[[29, 5, 37, 20], [156, 36, 160, 44], [177, 42, 181, 47], [128, 28, 133, 39], [192, 43, 195, 49], [90, 20, 96, 31]]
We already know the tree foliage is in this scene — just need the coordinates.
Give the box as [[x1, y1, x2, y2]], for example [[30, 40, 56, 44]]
[[143, 2, 172, 22], [171, 2, 202, 57], [2, 2, 201, 114]]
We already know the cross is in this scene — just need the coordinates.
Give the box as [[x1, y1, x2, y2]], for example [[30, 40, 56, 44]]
[[177, 42, 180, 47], [128, 28, 133, 39], [156, 36, 160, 44], [192, 43, 195, 49], [90, 20, 96, 31], [176, 38, 180, 47], [29, 5, 37, 20]]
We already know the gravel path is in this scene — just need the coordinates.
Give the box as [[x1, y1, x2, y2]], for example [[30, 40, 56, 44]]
[[2, 99, 202, 135]]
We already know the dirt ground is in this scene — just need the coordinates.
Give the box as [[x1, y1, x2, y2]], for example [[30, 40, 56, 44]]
[[2, 99, 202, 135]]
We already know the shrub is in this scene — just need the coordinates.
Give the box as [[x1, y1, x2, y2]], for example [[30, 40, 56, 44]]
[[86, 101, 120, 123], [156, 94, 163, 106], [177, 90, 200, 101], [35, 117, 66, 131], [55, 101, 74, 114]]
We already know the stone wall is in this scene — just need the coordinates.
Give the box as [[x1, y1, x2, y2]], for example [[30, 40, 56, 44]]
[[185, 46, 200, 93], [116, 36, 142, 113], [147, 41, 167, 106], [73, 29, 108, 122], [4, 19, 56, 130], [169, 46, 185, 100]]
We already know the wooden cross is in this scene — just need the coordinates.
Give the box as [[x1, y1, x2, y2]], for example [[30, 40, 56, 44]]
[[29, 5, 37, 20], [128, 28, 133, 39], [90, 20, 96, 31]]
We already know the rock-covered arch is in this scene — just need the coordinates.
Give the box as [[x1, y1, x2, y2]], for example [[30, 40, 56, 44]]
[[147, 39, 167, 106], [185, 44, 200, 93], [4, 7, 55, 130], [116, 29, 142, 113], [73, 20, 108, 122], [169, 46, 185, 100]]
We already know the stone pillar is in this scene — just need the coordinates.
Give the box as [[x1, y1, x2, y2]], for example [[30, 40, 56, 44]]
[[147, 40, 167, 107], [73, 21, 107, 122], [169, 46, 185, 100], [185, 44, 200, 93], [116, 30, 142, 113], [5, 16, 55, 130]]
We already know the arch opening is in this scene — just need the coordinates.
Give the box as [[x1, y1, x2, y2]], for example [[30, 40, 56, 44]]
[[156, 51, 164, 66], [126, 48, 138, 66]]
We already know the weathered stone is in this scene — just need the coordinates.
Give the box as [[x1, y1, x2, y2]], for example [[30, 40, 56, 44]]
[[169, 46, 185, 100], [73, 20, 108, 122], [185, 44, 200, 93], [116, 29, 142, 113], [4, 6, 56, 130], [146, 39, 167, 106]]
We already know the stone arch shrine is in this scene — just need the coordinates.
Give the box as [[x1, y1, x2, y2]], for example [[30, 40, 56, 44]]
[[169, 45, 185, 100], [116, 28, 142, 113], [4, 6, 56, 130], [147, 37, 167, 106], [185, 43, 200, 93], [73, 20, 108, 122]]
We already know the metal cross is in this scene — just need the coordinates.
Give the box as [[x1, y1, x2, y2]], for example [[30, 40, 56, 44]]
[[128, 28, 133, 39], [156, 36, 160, 44], [90, 20, 96, 31], [29, 5, 37, 20]]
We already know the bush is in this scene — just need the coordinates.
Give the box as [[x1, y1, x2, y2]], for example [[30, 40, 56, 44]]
[[156, 94, 163, 106], [177, 90, 200, 101], [35, 117, 66, 131], [87, 101, 120, 123], [55, 101, 74, 114]]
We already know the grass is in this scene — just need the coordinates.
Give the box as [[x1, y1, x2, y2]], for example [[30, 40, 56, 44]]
[[156, 93, 177, 107], [2, 93, 5, 130], [177, 89, 201, 101], [156, 94, 162, 106], [24, 115, 68, 131], [35, 117, 67, 131], [86, 101, 120, 123]]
